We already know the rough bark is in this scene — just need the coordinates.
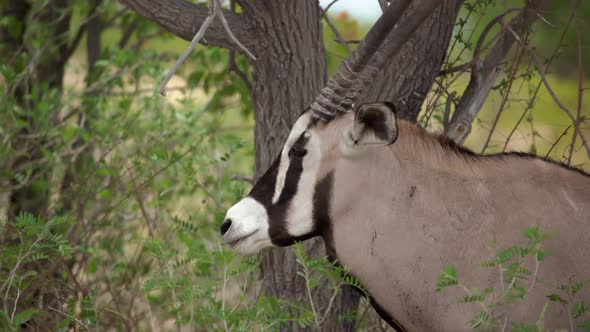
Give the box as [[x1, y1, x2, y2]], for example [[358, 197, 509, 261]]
[[119, 0, 257, 52]]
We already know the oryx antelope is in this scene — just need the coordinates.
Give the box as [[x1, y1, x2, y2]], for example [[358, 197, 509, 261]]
[[219, 2, 590, 331], [221, 102, 590, 331]]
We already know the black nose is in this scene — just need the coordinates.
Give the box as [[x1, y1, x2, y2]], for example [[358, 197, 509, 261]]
[[220, 218, 232, 236]]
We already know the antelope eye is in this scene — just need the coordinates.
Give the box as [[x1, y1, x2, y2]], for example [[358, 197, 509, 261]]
[[290, 145, 307, 158]]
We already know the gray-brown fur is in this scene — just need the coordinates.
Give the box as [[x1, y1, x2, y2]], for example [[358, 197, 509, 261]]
[[319, 114, 590, 330]]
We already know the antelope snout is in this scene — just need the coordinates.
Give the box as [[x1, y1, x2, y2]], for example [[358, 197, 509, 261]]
[[220, 197, 272, 255]]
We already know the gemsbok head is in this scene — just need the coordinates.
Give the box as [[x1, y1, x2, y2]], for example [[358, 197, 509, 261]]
[[220, 2, 590, 331]]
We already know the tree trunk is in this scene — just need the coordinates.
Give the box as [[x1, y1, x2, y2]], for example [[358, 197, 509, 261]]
[[237, 2, 361, 330]]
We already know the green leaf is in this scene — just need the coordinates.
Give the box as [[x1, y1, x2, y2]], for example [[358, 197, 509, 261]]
[[14, 308, 36, 326], [536, 250, 549, 261], [522, 226, 541, 241], [436, 265, 458, 292], [579, 321, 590, 332], [546, 293, 568, 304], [573, 300, 588, 319]]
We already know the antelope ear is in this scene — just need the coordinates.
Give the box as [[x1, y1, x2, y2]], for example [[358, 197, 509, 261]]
[[350, 102, 398, 146]]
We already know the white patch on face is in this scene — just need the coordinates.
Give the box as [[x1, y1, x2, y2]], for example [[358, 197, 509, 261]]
[[272, 113, 313, 204], [284, 128, 321, 237], [222, 197, 272, 256]]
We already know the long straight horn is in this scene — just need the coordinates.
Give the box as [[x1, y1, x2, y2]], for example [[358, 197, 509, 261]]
[[310, 0, 442, 121]]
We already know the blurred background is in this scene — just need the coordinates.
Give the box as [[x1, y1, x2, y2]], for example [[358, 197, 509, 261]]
[[0, 0, 588, 330]]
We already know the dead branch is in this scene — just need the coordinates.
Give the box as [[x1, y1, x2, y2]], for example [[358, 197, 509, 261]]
[[545, 125, 572, 159], [228, 50, 252, 91], [444, 1, 547, 145], [443, 91, 456, 131], [567, 17, 584, 165], [63, 1, 103, 63], [480, 46, 525, 153], [230, 175, 254, 184], [158, 0, 256, 96], [158, 5, 216, 95], [119, 0, 256, 52], [118, 18, 138, 49], [502, 1, 579, 152], [321, 7, 351, 54], [505, 25, 590, 159]]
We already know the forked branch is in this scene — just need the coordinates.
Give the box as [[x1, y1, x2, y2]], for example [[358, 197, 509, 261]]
[[444, 0, 548, 144], [157, 0, 256, 96]]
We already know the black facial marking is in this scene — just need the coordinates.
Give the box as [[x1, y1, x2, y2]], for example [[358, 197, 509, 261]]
[[248, 157, 280, 207], [314, 172, 334, 253], [247, 129, 321, 247]]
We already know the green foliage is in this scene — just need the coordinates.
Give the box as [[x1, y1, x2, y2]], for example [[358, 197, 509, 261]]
[[436, 226, 590, 331], [436, 265, 458, 292]]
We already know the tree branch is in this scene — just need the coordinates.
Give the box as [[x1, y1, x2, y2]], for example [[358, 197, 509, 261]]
[[568, 15, 584, 165], [320, 7, 351, 54], [444, 1, 548, 144], [119, 0, 258, 53], [158, 0, 256, 95], [505, 24, 590, 158]]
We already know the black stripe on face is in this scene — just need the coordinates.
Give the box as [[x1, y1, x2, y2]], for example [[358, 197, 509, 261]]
[[276, 133, 309, 204], [314, 172, 335, 257], [248, 132, 319, 247]]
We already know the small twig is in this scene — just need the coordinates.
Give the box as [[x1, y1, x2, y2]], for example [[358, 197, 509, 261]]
[[215, 0, 256, 60], [443, 92, 456, 131], [230, 175, 254, 184], [505, 25, 590, 158], [318, 283, 342, 324], [159, 0, 256, 96], [545, 125, 571, 158], [502, 1, 578, 152], [567, 17, 584, 165], [227, 1, 252, 91], [438, 60, 474, 76], [324, 0, 340, 13], [481, 46, 525, 153], [321, 7, 351, 54], [118, 18, 139, 49], [159, 8, 216, 95], [228, 51, 252, 91]]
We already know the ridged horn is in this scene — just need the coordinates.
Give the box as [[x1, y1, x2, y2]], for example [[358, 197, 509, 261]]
[[310, 0, 441, 121]]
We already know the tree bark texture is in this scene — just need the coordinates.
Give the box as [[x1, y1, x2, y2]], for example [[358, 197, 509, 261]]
[[119, 0, 464, 330]]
